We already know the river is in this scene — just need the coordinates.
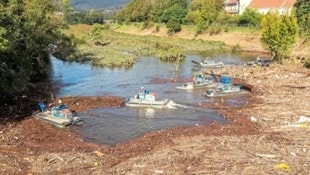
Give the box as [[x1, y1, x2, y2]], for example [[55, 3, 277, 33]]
[[50, 53, 254, 145]]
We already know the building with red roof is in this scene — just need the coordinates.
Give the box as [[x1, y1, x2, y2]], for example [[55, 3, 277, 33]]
[[225, 0, 297, 15]]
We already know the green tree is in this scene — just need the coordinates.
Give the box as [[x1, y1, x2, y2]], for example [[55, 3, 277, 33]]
[[186, 0, 224, 25], [0, 0, 70, 96], [66, 11, 88, 24], [150, 0, 188, 23], [85, 10, 105, 24], [161, 4, 188, 23], [116, 0, 152, 22], [238, 8, 262, 27], [294, 0, 310, 40], [60, 0, 73, 23], [260, 12, 298, 62]]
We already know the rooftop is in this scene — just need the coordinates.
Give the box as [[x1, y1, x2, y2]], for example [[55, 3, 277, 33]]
[[249, 0, 296, 9]]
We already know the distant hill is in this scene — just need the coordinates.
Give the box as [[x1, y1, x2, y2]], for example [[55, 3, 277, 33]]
[[70, 0, 130, 10]]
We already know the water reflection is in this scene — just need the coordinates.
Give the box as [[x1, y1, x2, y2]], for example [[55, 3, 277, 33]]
[[80, 105, 225, 146]]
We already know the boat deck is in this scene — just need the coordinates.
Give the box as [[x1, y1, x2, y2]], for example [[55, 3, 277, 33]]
[[35, 112, 72, 128]]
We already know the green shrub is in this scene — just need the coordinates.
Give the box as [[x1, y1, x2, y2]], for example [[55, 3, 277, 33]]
[[142, 20, 154, 29], [231, 44, 242, 53], [224, 26, 229, 32], [167, 17, 181, 34], [196, 21, 208, 35]]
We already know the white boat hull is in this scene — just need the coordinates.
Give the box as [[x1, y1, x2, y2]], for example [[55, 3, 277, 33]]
[[125, 98, 170, 108], [34, 111, 82, 128]]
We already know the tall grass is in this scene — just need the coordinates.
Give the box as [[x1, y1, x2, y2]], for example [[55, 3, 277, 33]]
[[62, 24, 226, 67]]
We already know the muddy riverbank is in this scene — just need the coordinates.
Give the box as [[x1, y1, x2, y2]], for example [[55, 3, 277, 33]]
[[0, 63, 309, 174]]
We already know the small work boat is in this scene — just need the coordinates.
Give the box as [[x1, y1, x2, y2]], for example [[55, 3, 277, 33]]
[[204, 76, 241, 97], [176, 74, 215, 90], [247, 56, 272, 67], [200, 59, 224, 68], [192, 57, 224, 69], [34, 102, 83, 128], [125, 89, 170, 108]]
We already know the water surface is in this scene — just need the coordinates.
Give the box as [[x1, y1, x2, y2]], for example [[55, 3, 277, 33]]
[[50, 53, 253, 145]]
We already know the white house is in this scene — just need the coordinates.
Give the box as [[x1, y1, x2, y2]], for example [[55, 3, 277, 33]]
[[225, 0, 255, 14]]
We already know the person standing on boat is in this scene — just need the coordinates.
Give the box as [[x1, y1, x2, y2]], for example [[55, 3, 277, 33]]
[[38, 102, 46, 112], [141, 86, 150, 94]]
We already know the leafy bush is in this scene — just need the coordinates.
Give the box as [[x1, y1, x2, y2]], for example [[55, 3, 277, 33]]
[[142, 20, 154, 30], [231, 44, 242, 53], [224, 26, 229, 32], [260, 12, 298, 62], [196, 21, 208, 35], [238, 8, 262, 27], [209, 26, 221, 35], [167, 17, 181, 34]]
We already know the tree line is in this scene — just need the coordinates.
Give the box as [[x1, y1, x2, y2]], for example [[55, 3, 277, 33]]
[[116, 0, 309, 62], [115, 0, 262, 33]]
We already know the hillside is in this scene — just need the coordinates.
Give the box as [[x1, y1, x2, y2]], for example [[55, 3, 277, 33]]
[[70, 0, 129, 10]]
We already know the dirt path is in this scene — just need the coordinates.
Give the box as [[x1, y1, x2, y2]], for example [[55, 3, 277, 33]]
[[0, 63, 309, 174]]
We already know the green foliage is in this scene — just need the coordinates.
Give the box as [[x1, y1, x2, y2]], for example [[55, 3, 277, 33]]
[[224, 26, 230, 32], [85, 10, 105, 24], [90, 24, 104, 43], [0, 27, 8, 51], [195, 20, 208, 34], [214, 11, 239, 26], [161, 4, 188, 23], [142, 20, 154, 30], [116, 0, 188, 33], [0, 0, 72, 96], [60, 0, 73, 18], [116, 0, 152, 22], [112, 0, 235, 35], [64, 24, 226, 67], [260, 12, 298, 62], [231, 44, 242, 53], [238, 8, 262, 27], [66, 10, 105, 25], [187, 0, 225, 25], [150, 0, 188, 23], [167, 17, 181, 34], [294, 0, 310, 40], [185, 10, 203, 24]]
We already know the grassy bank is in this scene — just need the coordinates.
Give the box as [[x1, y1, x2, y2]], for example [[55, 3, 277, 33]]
[[62, 24, 226, 67], [112, 23, 264, 52]]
